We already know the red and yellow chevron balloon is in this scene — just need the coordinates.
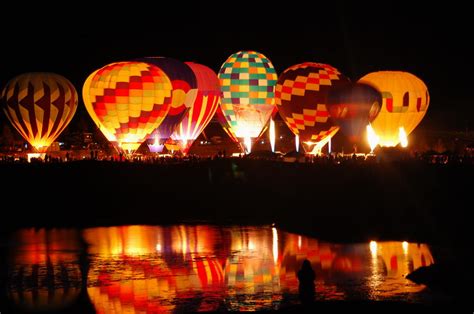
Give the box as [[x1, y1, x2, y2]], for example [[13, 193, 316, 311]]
[[171, 62, 221, 155], [1, 72, 78, 152], [358, 71, 430, 147], [276, 63, 349, 154], [82, 61, 172, 152]]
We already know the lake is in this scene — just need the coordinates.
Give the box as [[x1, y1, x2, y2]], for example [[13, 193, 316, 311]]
[[2, 224, 437, 312]]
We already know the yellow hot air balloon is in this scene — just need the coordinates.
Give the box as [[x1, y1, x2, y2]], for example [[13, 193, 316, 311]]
[[1, 72, 78, 152], [358, 71, 430, 147], [82, 61, 173, 153]]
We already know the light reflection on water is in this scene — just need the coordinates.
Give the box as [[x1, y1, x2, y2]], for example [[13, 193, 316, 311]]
[[4, 225, 435, 312]]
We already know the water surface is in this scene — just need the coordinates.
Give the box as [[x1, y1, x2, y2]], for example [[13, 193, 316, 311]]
[[3, 225, 435, 312]]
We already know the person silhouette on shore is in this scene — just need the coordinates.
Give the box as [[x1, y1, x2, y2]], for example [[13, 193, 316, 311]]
[[297, 259, 315, 305]]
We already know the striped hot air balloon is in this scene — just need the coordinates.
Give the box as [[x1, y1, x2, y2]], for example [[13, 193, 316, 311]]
[[276, 63, 349, 154], [1, 72, 78, 152], [358, 71, 430, 147], [218, 50, 278, 153], [138, 57, 198, 153], [170, 62, 221, 155], [82, 61, 173, 153]]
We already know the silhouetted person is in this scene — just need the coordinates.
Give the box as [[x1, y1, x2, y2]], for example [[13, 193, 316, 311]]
[[297, 259, 315, 305]]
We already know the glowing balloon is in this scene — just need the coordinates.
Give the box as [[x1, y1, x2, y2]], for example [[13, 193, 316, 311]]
[[276, 63, 349, 154], [1, 72, 77, 152], [139, 57, 197, 152], [170, 62, 221, 155], [358, 71, 429, 147], [218, 50, 278, 153], [216, 105, 240, 143], [327, 82, 381, 144], [82, 61, 172, 153]]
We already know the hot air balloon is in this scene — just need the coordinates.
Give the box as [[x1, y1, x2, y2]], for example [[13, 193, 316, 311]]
[[137, 57, 198, 153], [358, 71, 430, 147], [82, 61, 173, 153], [1, 72, 78, 152], [276, 63, 349, 154], [216, 105, 240, 143], [218, 50, 278, 153], [170, 62, 220, 155], [327, 82, 381, 146]]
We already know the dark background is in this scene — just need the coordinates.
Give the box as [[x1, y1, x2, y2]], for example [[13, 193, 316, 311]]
[[1, 1, 472, 133]]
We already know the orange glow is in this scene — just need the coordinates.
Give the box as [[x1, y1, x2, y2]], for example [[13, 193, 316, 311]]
[[7, 229, 82, 312], [367, 124, 379, 152]]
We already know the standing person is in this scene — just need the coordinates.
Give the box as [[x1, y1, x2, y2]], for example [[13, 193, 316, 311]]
[[297, 259, 315, 306]]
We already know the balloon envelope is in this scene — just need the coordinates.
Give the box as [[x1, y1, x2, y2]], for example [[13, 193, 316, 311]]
[[82, 61, 173, 153], [276, 63, 349, 153], [139, 57, 198, 150], [171, 62, 221, 154], [358, 71, 429, 147], [218, 50, 278, 151], [327, 82, 381, 144], [2, 72, 78, 152]]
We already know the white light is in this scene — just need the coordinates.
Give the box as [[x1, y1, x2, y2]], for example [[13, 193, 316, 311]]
[[269, 119, 276, 153], [295, 134, 300, 153], [298, 236, 302, 250], [248, 240, 255, 250], [370, 241, 378, 256], [156, 244, 161, 252], [402, 241, 408, 254], [328, 137, 332, 154], [399, 127, 408, 148], [272, 227, 278, 264], [244, 136, 252, 154]]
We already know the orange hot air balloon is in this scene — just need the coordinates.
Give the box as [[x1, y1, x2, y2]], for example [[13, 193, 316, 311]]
[[170, 62, 221, 155], [82, 61, 172, 153], [358, 71, 430, 147], [1, 72, 78, 152], [276, 63, 349, 154]]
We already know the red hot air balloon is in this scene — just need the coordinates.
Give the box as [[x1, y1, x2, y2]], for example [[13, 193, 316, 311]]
[[276, 63, 349, 154], [170, 62, 221, 155]]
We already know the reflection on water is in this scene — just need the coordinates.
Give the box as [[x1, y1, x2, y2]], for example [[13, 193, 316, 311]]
[[3, 225, 435, 312], [6, 229, 83, 312]]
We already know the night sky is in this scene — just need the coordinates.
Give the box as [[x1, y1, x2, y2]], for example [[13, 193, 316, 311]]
[[1, 2, 472, 132]]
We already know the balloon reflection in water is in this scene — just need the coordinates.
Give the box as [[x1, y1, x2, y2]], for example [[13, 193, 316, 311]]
[[78, 226, 436, 311], [83, 225, 227, 313], [225, 227, 282, 311], [6, 229, 83, 312], [368, 241, 434, 299]]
